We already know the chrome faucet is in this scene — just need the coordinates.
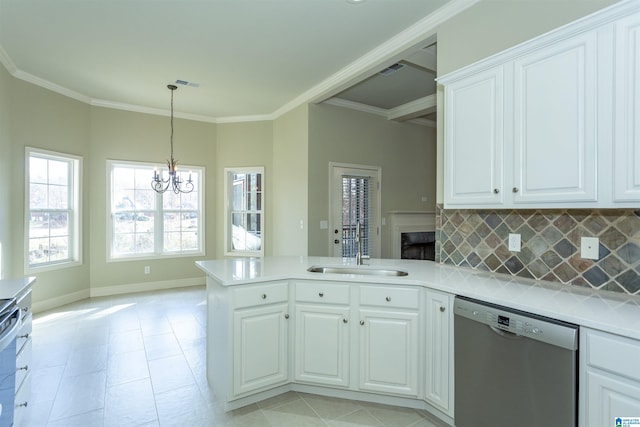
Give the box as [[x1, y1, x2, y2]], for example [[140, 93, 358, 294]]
[[355, 221, 363, 265]]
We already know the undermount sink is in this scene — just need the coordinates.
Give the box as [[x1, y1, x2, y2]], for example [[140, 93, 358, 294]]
[[307, 266, 408, 277]]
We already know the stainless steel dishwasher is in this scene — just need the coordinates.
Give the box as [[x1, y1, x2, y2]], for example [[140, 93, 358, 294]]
[[454, 296, 579, 427]]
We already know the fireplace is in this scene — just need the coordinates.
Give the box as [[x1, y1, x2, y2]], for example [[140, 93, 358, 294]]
[[387, 211, 435, 259], [401, 231, 435, 260]]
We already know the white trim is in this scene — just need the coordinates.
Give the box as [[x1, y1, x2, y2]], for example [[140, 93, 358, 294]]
[[24, 147, 83, 275], [322, 98, 436, 128], [387, 211, 436, 259], [0, 0, 479, 124], [32, 289, 90, 314], [89, 277, 204, 298], [224, 166, 265, 257]]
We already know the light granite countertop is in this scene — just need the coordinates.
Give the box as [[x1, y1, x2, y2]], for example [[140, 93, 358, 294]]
[[196, 256, 640, 341]]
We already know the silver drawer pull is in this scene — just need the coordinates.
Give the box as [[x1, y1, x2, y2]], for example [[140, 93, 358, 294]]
[[343, 318, 348, 324], [440, 306, 446, 312], [318, 292, 324, 297], [360, 320, 365, 326], [17, 365, 28, 371], [18, 333, 30, 339], [493, 188, 500, 194], [284, 314, 289, 319], [512, 187, 519, 193], [385, 296, 391, 302], [16, 402, 28, 408], [261, 294, 267, 299]]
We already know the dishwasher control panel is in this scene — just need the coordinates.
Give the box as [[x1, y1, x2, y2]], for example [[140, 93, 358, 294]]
[[454, 296, 579, 350]]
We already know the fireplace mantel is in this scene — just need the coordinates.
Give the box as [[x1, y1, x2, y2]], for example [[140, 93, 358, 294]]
[[387, 211, 435, 259]]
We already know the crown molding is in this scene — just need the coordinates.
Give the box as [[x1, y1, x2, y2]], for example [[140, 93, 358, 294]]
[[323, 98, 435, 128]]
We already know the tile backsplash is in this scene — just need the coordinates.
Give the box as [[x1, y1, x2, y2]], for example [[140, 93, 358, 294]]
[[435, 204, 640, 295]]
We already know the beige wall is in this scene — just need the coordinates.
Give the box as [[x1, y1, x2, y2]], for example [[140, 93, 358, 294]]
[[88, 107, 216, 293], [0, 67, 11, 279], [215, 121, 274, 256], [308, 103, 436, 257], [7, 78, 92, 303], [434, 0, 619, 203], [273, 104, 309, 256]]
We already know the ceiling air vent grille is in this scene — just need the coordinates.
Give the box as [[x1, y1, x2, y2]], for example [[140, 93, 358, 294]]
[[175, 79, 200, 88], [379, 63, 405, 76]]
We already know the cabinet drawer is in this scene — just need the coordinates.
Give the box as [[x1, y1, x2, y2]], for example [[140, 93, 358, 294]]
[[295, 282, 350, 304], [233, 282, 289, 309], [14, 372, 30, 425], [16, 338, 31, 391], [16, 289, 32, 318], [16, 314, 32, 356], [586, 329, 640, 382], [359, 286, 420, 310]]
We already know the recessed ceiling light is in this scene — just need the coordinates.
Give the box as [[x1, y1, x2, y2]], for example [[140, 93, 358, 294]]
[[346, 0, 366, 4]]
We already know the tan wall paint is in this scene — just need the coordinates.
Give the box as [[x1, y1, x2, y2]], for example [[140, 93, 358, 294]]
[[215, 121, 274, 256], [308, 103, 436, 257], [273, 104, 309, 256], [7, 78, 91, 302], [88, 107, 216, 291], [434, 0, 619, 203]]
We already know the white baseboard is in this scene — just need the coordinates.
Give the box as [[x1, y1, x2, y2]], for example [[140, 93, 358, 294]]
[[89, 277, 205, 297], [32, 289, 90, 314], [32, 277, 205, 314]]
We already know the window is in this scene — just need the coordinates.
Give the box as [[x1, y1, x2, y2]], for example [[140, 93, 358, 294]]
[[108, 160, 204, 260], [224, 167, 264, 256], [26, 147, 82, 272]]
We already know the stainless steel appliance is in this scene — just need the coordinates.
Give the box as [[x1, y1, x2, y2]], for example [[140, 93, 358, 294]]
[[0, 298, 20, 427], [454, 296, 579, 427]]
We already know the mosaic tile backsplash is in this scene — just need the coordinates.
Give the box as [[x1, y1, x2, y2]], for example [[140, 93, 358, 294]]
[[435, 205, 640, 295]]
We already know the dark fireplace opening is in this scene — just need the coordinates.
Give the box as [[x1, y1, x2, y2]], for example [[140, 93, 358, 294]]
[[401, 231, 435, 261]]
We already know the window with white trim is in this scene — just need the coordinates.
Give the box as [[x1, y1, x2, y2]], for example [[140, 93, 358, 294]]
[[26, 147, 82, 272], [224, 167, 264, 256], [108, 160, 204, 260]]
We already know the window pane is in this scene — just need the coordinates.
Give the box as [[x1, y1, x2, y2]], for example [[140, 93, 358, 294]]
[[49, 184, 69, 209], [48, 159, 68, 185], [30, 183, 48, 209], [30, 157, 48, 183]]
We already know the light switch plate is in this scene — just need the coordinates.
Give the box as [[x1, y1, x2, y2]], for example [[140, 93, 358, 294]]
[[581, 237, 600, 260]]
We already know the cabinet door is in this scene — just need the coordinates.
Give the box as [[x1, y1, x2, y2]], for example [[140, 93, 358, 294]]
[[613, 12, 640, 202], [425, 290, 453, 416], [443, 65, 505, 206], [294, 304, 350, 387], [233, 303, 289, 396], [512, 32, 598, 203], [358, 309, 419, 397], [585, 370, 640, 427]]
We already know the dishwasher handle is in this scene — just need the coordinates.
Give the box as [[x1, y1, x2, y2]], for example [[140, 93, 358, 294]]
[[489, 325, 522, 340]]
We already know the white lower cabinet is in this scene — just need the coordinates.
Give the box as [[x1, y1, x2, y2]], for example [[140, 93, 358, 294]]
[[358, 285, 420, 397], [294, 281, 351, 387], [581, 327, 640, 426], [424, 289, 454, 417], [232, 282, 290, 396]]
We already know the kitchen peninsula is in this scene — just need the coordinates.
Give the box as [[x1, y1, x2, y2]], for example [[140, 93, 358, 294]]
[[197, 256, 640, 426]]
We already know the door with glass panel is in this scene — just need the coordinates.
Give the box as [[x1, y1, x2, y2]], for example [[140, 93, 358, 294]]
[[330, 163, 381, 258]]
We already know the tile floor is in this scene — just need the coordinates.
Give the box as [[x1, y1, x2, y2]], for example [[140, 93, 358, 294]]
[[26, 286, 448, 427]]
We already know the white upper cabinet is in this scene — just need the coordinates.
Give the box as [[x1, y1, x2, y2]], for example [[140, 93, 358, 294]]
[[512, 32, 598, 204], [613, 12, 640, 202], [443, 66, 505, 206], [440, 0, 640, 209]]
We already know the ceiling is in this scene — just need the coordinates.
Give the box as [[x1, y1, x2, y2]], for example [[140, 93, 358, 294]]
[[0, 0, 458, 123]]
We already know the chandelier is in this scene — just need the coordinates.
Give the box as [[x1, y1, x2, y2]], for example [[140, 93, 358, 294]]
[[151, 84, 194, 194]]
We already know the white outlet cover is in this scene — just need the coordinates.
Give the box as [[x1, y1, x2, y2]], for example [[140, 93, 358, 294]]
[[508, 233, 521, 252], [581, 237, 600, 260]]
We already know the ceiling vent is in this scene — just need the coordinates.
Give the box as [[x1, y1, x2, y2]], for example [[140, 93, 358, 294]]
[[175, 79, 200, 88], [379, 63, 405, 76]]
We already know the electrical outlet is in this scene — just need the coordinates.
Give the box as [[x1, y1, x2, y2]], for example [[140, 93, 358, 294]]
[[144, 266, 150, 275], [508, 233, 521, 252], [581, 237, 599, 260]]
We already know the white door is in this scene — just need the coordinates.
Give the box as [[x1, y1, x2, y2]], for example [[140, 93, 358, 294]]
[[512, 32, 598, 203], [233, 304, 288, 396], [358, 309, 419, 397], [294, 304, 350, 387], [330, 163, 381, 258]]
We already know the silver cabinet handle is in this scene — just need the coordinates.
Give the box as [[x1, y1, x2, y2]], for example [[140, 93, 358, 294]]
[[512, 187, 519, 193], [360, 320, 365, 326], [284, 314, 289, 319], [16, 402, 28, 408], [17, 365, 28, 371], [493, 188, 499, 194], [18, 333, 30, 339], [385, 296, 391, 302], [318, 292, 324, 297], [261, 294, 267, 299], [440, 306, 446, 312], [343, 318, 348, 324]]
